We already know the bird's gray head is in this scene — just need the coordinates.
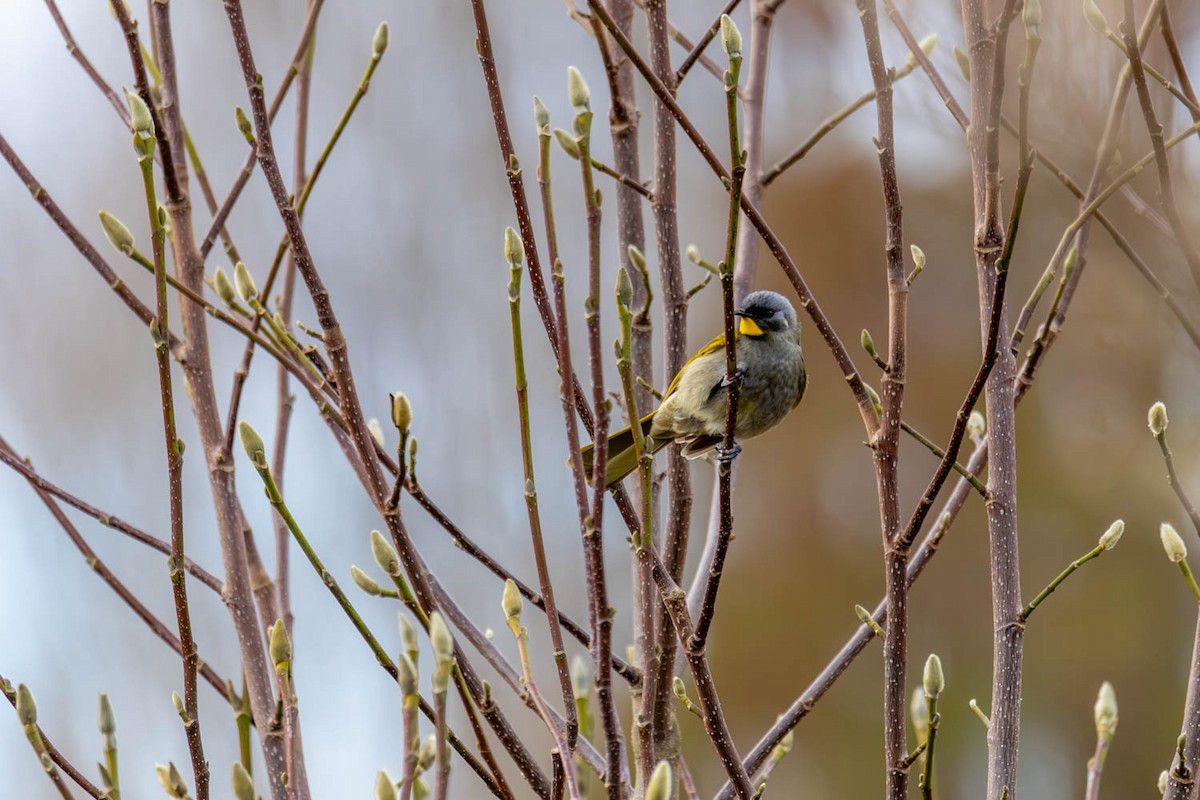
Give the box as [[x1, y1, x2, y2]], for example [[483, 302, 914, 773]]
[[736, 290, 799, 337]]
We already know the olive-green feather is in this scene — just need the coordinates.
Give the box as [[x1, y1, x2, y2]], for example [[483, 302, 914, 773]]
[[580, 413, 669, 488]]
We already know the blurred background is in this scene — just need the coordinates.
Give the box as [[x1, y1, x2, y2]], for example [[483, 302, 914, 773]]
[[2, 0, 1199, 796]]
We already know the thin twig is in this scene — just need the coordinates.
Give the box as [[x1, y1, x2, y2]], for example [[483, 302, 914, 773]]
[[675, 0, 743, 83]]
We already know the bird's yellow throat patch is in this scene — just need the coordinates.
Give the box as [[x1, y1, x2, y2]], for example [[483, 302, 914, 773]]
[[738, 317, 765, 337]]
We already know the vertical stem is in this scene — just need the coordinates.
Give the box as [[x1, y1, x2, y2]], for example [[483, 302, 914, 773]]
[[133, 97, 209, 800], [643, 0, 691, 770]]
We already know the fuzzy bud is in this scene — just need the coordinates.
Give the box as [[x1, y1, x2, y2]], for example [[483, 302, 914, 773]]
[[233, 261, 257, 302], [719, 14, 742, 58], [502, 578, 523, 624], [918, 33, 938, 57], [124, 88, 154, 136], [214, 268, 237, 306], [375, 770, 397, 800], [235, 106, 255, 145], [430, 611, 454, 665], [685, 244, 701, 264], [1149, 401, 1168, 437], [1083, 0, 1109, 33], [238, 421, 266, 466], [367, 418, 385, 448], [1162, 522, 1188, 563], [1098, 519, 1124, 551], [98, 694, 116, 737], [953, 47, 970, 82], [866, 384, 882, 414], [390, 392, 413, 435], [370, 530, 401, 576], [567, 66, 590, 113], [910, 688, 929, 742], [1094, 681, 1118, 739], [616, 267, 633, 311], [1159, 770, 1170, 794], [967, 410, 986, 439], [269, 619, 291, 671], [1023, 0, 1042, 37], [15, 684, 36, 726], [400, 614, 419, 657], [553, 128, 580, 159], [172, 691, 184, 716], [397, 652, 418, 698], [1063, 246, 1079, 278], [372, 22, 389, 59], [571, 655, 591, 697], [504, 226, 524, 266], [98, 211, 135, 254], [910, 244, 927, 270], [351, 565, 384, 596], [418, 735, 437, 770], [646, 760, 673, 800], [860, 329, 878, 359], [923, 654, 945, 699], [231, 763, 255, 800], [156, 762, 189, 798], [533, 96, 550, 131]]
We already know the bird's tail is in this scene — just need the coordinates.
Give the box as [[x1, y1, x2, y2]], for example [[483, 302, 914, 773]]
[[580, 413, 665, 488]]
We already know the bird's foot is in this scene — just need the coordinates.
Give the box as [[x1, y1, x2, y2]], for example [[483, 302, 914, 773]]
[[720, 366, 747, 388], [714, 442, 742, 464]]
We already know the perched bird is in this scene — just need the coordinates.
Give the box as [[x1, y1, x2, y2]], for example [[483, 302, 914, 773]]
[[582, 290, 806, 487]]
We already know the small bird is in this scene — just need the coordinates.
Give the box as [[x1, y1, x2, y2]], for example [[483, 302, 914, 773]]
[[582, 290, 806, 487]]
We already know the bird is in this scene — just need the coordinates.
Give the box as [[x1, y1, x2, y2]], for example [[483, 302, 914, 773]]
[[581, 289, 806, 488]]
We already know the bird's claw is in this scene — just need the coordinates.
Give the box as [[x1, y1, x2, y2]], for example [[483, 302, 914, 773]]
[[721, 366, 746, 388], [714, 442, 742, 464]]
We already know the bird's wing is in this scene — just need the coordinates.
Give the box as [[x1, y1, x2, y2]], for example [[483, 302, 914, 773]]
[[664, 331, 732, 399]]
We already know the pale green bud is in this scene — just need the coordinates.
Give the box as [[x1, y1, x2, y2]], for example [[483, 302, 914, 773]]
[[1083, 0, 1109, 33], [1098, 520, 1124, 551], [954, 47, 970, 82], [418, 735, 437, 770], [397, 653, 418, 698], [504, 226, 524, 266], [371, 530, 401, 576], [533, 96, 550, 131], [685, 244, 701, 263], [156, 762, 189, 798], [172, 691, 184, 715], [910, 244, 927, 269], [373, 22, 390, 59], [628, 245, 647, 275], [233, 261, 257, 302], [567, 66, 591, 113], [238, 421, 266, 466], [1149, 401, 1168, 437], [646, 760, 673, 800], [430, 611, 454, 665], [351, 565, 384, 596], [866, 384, 882, 414], [214, 268, 237, 306], [570, 655, 591, 696], [98, 694, 116, 737], [719, 14, 742, 58], [400, 614, 419, 656], [124, 88, 154, 136], [967, 410, 986, 439], [1159, 770, 1170, 794], [616, 267, 633, 311], [367, 418, 385, 448], [269, 619, 291, 671], [1094, 681, 1118, 739], [15, 684, 36, 726], [1162, 522, 1187, 563], [232, 762, 255, 800], [672, 676, 687, 699], [391, 392, 413, 434], [235, 106, 255, 145], [502, 578, 523, 624], [1023, 0, 1042, 36], [860, 329, 878, 359], [98, 211, 135, 254], [910, 688, 929, 742], [923, 654, 944, 699], [375, 770, 397, 800], [1063, 246, 1079, 278], [918, 33, 938, 57], [553, 128, 580, 159]]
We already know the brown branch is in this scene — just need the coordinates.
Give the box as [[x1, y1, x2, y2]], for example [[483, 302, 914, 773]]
[[675, 0, 743, 83], [2, 681, 104, 800]]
